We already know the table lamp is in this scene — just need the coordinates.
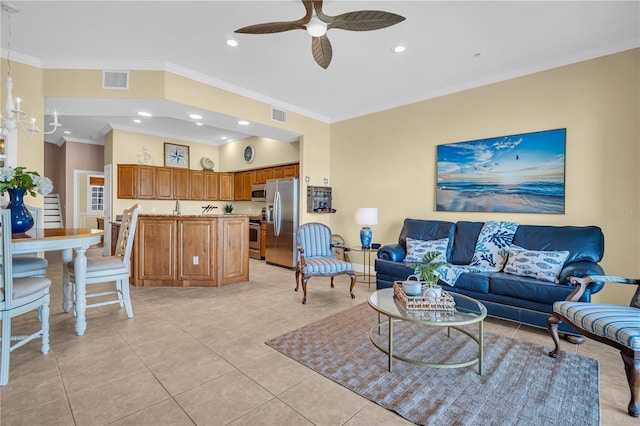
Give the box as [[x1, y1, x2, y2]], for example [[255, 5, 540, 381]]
[[355, 208, 378, 248]]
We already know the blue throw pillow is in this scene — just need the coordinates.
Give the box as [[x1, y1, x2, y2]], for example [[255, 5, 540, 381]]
[[404, 237, 449, 263], [503, 245, 570, 283], [470, 221, 519, 271]]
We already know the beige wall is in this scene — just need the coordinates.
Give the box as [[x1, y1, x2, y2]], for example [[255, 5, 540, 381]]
[[330, 49, 640, 304], [62, 142, 104, 226], [220, 137, 299, 172]]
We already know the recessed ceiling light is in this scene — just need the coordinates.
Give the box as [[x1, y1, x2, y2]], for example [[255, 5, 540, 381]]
[[189, 113, 203, 120], [221, 136, 228, 140], [137, 111, 152, 117], [226, 39, 239, 47], [237, 120, 250, 126], [196, 122, 203, 126], [392, 45, 406, 53], [63, 130, 71, 134], [133, 119, 142, 123]]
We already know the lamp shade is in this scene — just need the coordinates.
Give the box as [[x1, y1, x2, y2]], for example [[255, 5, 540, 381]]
[[355, 208, 378, 226]]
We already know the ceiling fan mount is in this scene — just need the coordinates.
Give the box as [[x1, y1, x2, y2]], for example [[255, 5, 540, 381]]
[[234, 0, 405, 69]]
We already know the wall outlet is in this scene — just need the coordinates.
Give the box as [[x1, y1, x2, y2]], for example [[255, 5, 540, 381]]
[[193, 256, 199, 265]]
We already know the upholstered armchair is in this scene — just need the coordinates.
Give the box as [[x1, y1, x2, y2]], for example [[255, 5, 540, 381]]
[[295, 223, 356, 304], [547, 275, 640, 417]]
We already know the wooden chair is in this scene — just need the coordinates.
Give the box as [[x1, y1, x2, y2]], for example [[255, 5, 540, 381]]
[[295, 223, 356, 304], [0, 209, 52, 386], [12, 205, 48, 278], [547, 275, 640, 417], [65, 204, 140, 318]]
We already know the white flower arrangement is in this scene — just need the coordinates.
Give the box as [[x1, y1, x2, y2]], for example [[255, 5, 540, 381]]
[[0, 166, 53, 197]]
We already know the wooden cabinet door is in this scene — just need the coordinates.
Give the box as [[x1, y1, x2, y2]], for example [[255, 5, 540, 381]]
[[262, 168, 273, 182], [117, 165, 136, 199], [134, 218, 176, 285], [243, 172, 253, 200], [177, 218, 216, 284], [272, 166, 285, 179], [156, 167, 173, 200], [218, 172, 234, 200], [253, 169, 264, 184], [204, 172, 219, 200], [260, 221, 266, 258], [283, 164, 298, 177], [218, 216, 249, 285], [190, 170, 205, 200], [173, 169, 190, 200], [137, 166, 156, 199], [233, 172, 244, 201]]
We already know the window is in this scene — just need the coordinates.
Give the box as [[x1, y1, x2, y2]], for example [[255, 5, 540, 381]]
[[87, 175, 104, 214]]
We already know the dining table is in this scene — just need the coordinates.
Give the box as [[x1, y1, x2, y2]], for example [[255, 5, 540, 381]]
[[12, 228, 104, 336]]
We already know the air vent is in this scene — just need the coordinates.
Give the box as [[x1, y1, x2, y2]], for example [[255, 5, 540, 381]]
[[102, 70, 129, 90], [271, 107, 287, 124]]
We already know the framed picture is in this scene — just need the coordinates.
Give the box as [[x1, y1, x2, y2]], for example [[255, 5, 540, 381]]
[[164, 142, 190, 168], [436, 128, 566, 214]]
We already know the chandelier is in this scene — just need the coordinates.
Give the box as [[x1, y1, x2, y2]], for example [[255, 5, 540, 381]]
[[1, 3, 61, 137]]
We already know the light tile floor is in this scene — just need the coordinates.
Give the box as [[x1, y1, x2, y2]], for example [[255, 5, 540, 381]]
[[0, 249, 636, 425]]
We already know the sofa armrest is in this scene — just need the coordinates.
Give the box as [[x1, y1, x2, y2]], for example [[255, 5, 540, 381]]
[[559, 261, 606, 294], [377, 244, 406, 262]]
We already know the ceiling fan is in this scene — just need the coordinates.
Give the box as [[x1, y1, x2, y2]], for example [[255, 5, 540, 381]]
[[234, 0, 405, 69]]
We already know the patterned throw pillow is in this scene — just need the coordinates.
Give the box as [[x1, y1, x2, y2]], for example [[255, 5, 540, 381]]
[[470, 221, 519, 271], [404, 237, 449, 263], [503, 245, 570, 283]]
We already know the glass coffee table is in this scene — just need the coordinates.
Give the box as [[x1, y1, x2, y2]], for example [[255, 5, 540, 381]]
[[368, 287, 487, 374]]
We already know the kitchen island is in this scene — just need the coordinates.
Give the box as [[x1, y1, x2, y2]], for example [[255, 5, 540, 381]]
[[132, 214, 249, 287]]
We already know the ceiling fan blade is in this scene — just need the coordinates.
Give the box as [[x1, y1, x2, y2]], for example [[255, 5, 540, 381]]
[[235, 22, 306, 34], [311, 35, 332, 69], [327, 11, 406, 31], [235, 1, 313, 34]]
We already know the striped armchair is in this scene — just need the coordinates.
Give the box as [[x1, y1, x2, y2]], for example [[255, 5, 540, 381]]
[[547, 275, 640, 417], [295, 223, 356, 305]]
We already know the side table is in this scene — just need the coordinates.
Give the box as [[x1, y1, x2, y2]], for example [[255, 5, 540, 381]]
[[350, 246, 379, 287]]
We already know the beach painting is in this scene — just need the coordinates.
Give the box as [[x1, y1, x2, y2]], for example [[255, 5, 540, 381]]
[[436, 128, 566, 213]]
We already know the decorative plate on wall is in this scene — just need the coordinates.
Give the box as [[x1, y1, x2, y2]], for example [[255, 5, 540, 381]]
[[200, 157, 214, 171]]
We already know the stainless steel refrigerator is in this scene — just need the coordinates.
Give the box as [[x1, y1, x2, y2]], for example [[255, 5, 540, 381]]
[[265, 177, 299, 268]]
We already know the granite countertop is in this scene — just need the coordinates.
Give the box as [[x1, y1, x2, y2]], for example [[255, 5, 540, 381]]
[[139, 213, 253, 218]]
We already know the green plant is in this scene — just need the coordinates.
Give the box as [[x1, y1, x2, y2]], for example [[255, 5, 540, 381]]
[[223, 203, 233, 213], [0, 166, 53, 197], [408, 251, 448, 287]]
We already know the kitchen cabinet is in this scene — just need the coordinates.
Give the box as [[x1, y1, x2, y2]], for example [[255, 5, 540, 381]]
[[272, 166, 285, 179], [283, 164, 299, 178], [190, 170, 205, 200], [260, 221, 266, 258], [204, 171, 219, 200], [132, 215, 248, 287], [218, 172, 234, 200], [156, 167, 174, 200], [234, 171, 253, 201], [177, 218, 216, 283], [173, 169, 190, 200], [117, 164, 155, 199]]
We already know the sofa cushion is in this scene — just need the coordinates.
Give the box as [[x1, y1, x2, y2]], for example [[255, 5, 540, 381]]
[[503, 245, 569, 283], [448, 271, 491, 293], [405, 237, 449, 263], [451, 221, 484, 265], [398, 219, 456, 260], [469, 221, 519, 271], [511, 225, 604, 264], [489, 272, 588, 305]]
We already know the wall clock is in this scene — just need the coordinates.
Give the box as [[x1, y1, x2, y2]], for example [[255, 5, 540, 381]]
[[164, 142, 190, 168], [243, 145, 255, 163]]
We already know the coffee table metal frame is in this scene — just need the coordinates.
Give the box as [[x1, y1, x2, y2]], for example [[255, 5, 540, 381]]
[[368, 288, 487, 374]]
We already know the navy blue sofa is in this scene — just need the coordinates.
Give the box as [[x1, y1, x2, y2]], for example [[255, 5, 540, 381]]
[[375, 219, 605, 337]]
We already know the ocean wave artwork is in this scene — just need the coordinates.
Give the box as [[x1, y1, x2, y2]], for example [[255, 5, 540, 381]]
[[436, 128, 566, 213]]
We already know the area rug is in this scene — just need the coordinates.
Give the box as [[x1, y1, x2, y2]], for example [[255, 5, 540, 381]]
[[265, 303, 599, 426]]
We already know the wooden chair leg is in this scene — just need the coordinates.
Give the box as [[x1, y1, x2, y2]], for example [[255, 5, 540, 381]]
[[547, 314, 562, 358], [349, 273, 356, 299], [621, 351, 640, 417], [301, 277, 308, 304], [330, 277, 335, 288], [295, 267, 300, 292]]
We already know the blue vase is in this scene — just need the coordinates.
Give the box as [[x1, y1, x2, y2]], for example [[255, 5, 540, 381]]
[[360, 226, 372, 248], [7, 188, 34, 234]]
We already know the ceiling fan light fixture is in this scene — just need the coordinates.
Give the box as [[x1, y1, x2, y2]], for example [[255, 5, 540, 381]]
[[306, 17, 327, 37]]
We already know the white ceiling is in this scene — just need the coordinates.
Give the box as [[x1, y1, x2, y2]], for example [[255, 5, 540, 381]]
[[1, 1, 638, 146]]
